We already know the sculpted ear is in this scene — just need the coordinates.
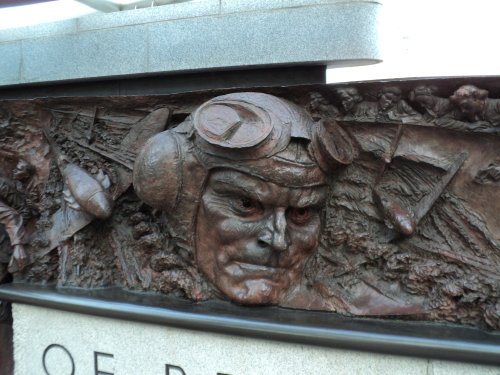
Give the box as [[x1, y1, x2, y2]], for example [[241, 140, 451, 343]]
[[133, 131, 183, 211], [311, 118, 358, 172]]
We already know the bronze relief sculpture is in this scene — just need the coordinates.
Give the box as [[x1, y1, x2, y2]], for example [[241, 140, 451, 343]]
[[0, 80, 499, 331], [134, 93, 355, 305], [0, 158, 37, 273]]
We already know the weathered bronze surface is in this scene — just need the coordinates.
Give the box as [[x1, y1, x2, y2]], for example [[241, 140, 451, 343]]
[[133, 93, 356, 305], [0, 79, 499, 330]]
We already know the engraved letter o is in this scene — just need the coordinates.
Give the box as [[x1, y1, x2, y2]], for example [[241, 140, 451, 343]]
[[42, 344, 75, 375]]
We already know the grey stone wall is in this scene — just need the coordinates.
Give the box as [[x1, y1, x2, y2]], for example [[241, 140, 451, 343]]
[[0, 0, 381, 87], [13, 304, 500, 375]]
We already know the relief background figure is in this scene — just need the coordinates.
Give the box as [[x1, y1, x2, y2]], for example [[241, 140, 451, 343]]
[[0, 159, 37, 275], [308, 91, 340, 121], [448, 84, 500, 133], [377, 86, 422, 123], [334, 87, 377, 121], [408, 85, 453, 123]]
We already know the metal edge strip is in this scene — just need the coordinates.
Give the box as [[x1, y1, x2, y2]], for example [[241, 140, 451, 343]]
[[1, 284, 499, 366]]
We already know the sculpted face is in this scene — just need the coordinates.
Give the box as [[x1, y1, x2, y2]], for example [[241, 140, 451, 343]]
[[415, 94, 434, 110], [12, 160, 32, 182], [456, 98, 484, 121], [338, 91, 357, 113], [379, 92, 397, 111], [195, 169, 328, 305]]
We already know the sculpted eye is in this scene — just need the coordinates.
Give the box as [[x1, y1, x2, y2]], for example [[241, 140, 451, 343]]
[[231, 196, 261, 215], [287, 207, 312, 225], [240, 197, 253, 209]]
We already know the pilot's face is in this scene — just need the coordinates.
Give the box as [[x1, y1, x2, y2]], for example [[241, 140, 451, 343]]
[[195, 169, 327, 305]]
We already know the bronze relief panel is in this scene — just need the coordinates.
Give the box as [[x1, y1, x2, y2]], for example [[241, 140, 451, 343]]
[[0, 80, 499, 331]]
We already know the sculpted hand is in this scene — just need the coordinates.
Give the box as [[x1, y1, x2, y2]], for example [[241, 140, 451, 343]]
[[467, 121, 491, 131], [9, 244, 29, 272]]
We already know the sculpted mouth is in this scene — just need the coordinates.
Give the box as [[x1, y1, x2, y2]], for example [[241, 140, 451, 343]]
[[222, 261, 286, 279], [234, 262, 280, 272]]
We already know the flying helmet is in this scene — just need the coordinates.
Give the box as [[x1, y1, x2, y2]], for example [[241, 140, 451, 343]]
[[133, 92, 357, 247]]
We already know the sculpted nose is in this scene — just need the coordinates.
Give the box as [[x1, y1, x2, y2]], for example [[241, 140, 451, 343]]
[[273, 208, 289, 251], [258, 208, 289, 252]]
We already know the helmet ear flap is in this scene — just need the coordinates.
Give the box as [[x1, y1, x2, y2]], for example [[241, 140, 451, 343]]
[[133, 130, 183, 211], [311, 118, 358, 172]]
